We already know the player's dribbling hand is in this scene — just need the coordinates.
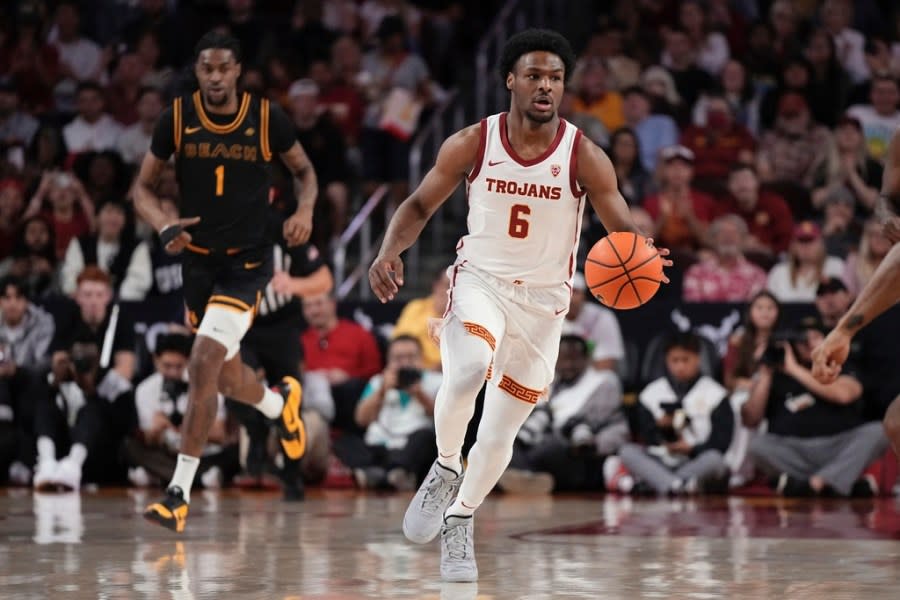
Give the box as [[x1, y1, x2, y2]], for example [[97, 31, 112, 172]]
[[160, 217, 201, 255], [369, 255, 404, 303], [646, 237, 673, 284], [283, 208, 313, 246], [811, 330, 851, 384]]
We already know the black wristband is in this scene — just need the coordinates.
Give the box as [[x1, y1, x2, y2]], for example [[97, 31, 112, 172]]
[[159, 224, 183, 247]]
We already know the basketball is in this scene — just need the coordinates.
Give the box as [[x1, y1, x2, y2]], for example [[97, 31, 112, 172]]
[[584, 232, 663, 310]]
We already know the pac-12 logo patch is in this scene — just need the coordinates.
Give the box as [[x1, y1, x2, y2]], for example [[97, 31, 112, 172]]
[[550, 164, 561, 177]]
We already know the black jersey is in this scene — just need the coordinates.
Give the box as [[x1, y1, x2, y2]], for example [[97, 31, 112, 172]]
[[150, 91, 295, 250]]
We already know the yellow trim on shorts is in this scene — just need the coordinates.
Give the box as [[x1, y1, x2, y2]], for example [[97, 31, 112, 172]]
[[208, 294, 252, 312]]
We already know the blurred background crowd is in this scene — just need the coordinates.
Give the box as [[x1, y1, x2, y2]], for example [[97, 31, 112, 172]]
[[0, 0, 898, 500]]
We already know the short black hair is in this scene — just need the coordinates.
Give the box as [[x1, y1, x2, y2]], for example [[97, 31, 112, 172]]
[[498, 29, 576, 84], [559, 334, 589, 357], [76, 81, 104, 96], [194, 30, 242, 63], [155, 333, 193, 358], [391, 334, 423, 351], [0, 275, 26, 298], [137, 85, 164, 102], [663, 331, 702, 355], [728, 162, 757, 178]]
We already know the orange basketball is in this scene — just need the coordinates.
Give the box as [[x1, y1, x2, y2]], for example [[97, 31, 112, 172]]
[[584, 232, 663, 310]]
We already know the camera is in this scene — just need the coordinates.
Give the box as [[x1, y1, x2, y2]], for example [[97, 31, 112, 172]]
[[395, 367, 423, 389], [160, 378, 188, 427]]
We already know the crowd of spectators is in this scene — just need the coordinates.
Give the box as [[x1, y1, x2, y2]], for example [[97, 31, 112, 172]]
[[0, 0, 898, 500]]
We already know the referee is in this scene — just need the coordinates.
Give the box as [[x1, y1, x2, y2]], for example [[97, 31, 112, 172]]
[[228, 213, 332, 498]]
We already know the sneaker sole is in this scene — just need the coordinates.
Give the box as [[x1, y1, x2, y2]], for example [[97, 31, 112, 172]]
[[442, 570, 479, 583], [143, 503, 188, 533], [279, 376, 307, 460]]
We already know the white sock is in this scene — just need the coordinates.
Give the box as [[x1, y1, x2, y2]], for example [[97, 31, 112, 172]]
[[256, 387, 284, 420], [68, 443, 87, 467], [446, 497, 477, 518], [37, 437, 56, 463], [169, 454, 201, 503], [437, 452, 463, 476]]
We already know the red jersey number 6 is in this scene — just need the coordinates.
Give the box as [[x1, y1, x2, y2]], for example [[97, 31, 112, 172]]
[[508, 204, 530, 239]]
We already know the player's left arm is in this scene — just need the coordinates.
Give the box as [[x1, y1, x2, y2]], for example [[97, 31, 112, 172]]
[[271, 103, 318, 246], [575, 136, 672, 280]]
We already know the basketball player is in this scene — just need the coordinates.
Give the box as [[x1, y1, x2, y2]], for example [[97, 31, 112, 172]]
[[369, 29, 671, 581], [812, 128, 900, 453], [134, 32, 316, 532]]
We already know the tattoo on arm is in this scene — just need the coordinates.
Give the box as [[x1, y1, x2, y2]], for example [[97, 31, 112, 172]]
[[843, 314, 865, 331]]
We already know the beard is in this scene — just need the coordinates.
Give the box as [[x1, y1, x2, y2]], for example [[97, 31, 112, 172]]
[[524, 108, 555, 124], [204, 90, 229, 107]]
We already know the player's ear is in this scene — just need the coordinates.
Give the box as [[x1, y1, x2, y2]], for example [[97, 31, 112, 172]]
[[235, 62, 242, 79], [506, 73, 513, 91]]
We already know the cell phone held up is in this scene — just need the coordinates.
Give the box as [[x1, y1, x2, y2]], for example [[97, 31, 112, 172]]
[[395, 367, 423, 390]]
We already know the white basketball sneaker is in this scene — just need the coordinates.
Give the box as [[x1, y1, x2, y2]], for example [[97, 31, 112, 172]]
[[33, 459, 59, 491], [403, 460, 464, 543], [441, 514, 478, 582], [54, 456, 82, 491]]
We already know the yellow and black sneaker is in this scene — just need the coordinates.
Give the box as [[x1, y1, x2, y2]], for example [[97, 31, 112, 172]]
[[144, 486, 189, 533], [273, 376, 307, 460]]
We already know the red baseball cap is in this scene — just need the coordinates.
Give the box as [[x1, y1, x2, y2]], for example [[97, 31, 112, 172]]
[[792, 220, 821, 242]]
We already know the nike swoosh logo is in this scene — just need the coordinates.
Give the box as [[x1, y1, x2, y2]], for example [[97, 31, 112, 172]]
[[184, 126, 202, 134], [488, 160, 506, 166], [244, 261, 262, 269], [554, 307, 567, 316]]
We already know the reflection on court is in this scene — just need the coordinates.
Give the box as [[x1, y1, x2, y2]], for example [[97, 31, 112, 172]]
[[2, 489, 900, 599]]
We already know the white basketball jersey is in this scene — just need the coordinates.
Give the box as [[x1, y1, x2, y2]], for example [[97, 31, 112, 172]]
[[457, 112, 586, 287]]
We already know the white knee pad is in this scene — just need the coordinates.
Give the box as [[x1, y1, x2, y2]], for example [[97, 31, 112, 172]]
[[196, 305, 253, 360]]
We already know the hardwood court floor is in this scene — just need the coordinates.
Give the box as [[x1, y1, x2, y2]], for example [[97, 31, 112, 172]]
[[3, 488, 900, 599]]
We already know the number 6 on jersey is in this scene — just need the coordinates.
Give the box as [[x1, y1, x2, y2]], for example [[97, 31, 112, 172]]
[[508, 204, 530, 238]]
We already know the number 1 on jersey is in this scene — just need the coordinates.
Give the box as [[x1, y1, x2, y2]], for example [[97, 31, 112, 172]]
[[509, 204, 530, 238], [214, 165, 225, 196]]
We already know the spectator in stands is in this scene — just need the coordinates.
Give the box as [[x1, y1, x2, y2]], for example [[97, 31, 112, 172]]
[[392, 267, 448, 372], [819, 186, 862, 258], [847, 75, 900, 163], [301, 291, 382, 431], [0, 78, 39, 153], [1, 216, 60, 298], [607, 128, 650, 206], [811, 114, 882, 215], [47, 1, 106, 113], [559, 93, 609, 149], [843, 218, 892, 297], [821, 0, 869, 85], [1, 9, 60, 114], [614, 332, 732, 495], [225, 0, 276, 67], [742, 317, 887, 497], [287, 78, 350, 250], [105, 52, 149, 126], [758, 57, 813, 133], [500, 335, 627, 494], [134, 30, 174, 92], [661, 27, 713, 110], [768, 0, 804, 63], [283, 0, 338, 73], [679, 93, 756, 186], [61, 199, 151, 301], [562, 273, 625, 374], [640, 65, 685, 122], [720, 164, 793, 257], [758, 92, 834, 190], [744, 21, 780, 84], [642, 145, 718, 256], [0, 179, 25, 260], [693, 59, 757, 132], [359, 15, 432, 209], [804, 28, 850, 128], [62, 82, 123, 154], [23, 125, 67, 185], [77, 151, 129, 207], [814, 277, 852, 330], [578, 25, 640, 91], [345, 335, 439, 490], [308, 54, 365, 147], [0, 276, 54, 485], [622, 86, 678, 172], [682, 215, 768, 303], [723, 291, 781, 392], [848, 37, 894, 106], [571, 59, 624, 134], [24, 170, 94, 259], [671, 0, 730, 76], [124, 332, 237, 490], [51, 266, 136, 387], [116, 87, 163, 166], [767, 221, 846, 303], [120, 0, 188, 68]]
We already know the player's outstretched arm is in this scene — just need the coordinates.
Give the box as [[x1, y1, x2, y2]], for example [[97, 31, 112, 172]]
[[369, 124, 481, 303], [812, 242, 900, 383], [575, 136, 672, 282], [280, 141, 318, 246], [133, 152, 199, 255]]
